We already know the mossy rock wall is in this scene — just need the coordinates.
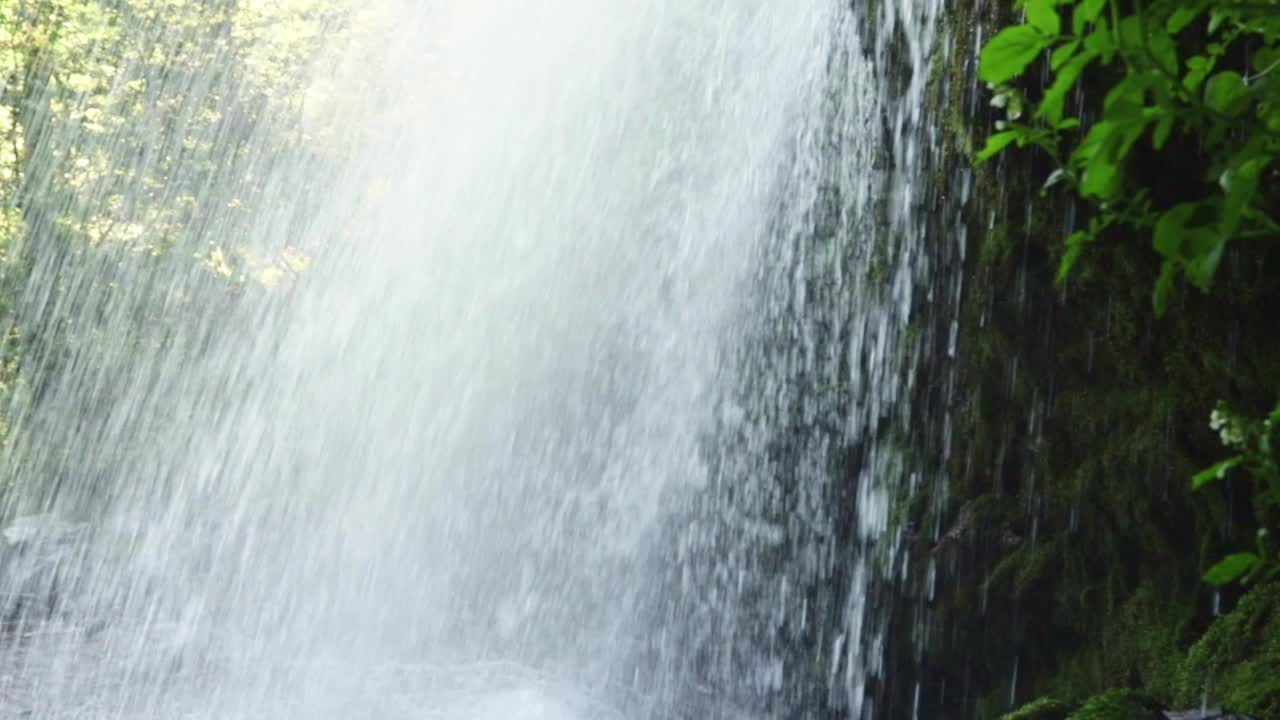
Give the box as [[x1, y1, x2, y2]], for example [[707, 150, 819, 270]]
[[1176, 581, 1280, 717], [899, 0, 1280, 717]]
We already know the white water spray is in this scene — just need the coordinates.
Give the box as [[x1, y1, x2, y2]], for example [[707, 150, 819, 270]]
[[0, 1, 946, 717]]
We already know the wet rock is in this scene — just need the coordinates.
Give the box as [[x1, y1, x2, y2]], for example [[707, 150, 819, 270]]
[[1162, 711, 1254, 720]]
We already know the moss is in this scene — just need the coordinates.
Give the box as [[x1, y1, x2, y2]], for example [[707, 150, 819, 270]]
[[1038, 581, 1196, 704], [1066, 689, 1162, 720], [984, 537, 1063, 598], [980, 222, 1015, 267], [899, 0, 1280, 717], [1175, 581, 1280, 718], [999, 696, 1070, 720], [979, 692, 1018, 720]]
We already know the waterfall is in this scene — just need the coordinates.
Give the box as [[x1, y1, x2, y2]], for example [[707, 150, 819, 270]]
[[0, 0, 952, 717]]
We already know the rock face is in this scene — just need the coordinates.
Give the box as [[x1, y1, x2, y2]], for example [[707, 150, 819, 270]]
[[1163, 711, 1254, 720], [0, 514, 90, 626]]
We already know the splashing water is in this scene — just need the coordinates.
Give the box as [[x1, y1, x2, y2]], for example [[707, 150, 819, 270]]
[[0, 0, 948, 717]]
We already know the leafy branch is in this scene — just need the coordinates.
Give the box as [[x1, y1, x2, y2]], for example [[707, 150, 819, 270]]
[[977, 0, 1280, 315], [1195, 403, 1280, 586]]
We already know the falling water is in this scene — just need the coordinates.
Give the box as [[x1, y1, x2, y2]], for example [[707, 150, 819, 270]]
[[0, 0, 952, 717]]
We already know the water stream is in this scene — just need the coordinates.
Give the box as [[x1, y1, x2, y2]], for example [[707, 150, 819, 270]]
[[0, 1, 951, 717]]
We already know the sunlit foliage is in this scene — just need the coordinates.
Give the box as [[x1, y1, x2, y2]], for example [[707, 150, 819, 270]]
[[1, 0, 336, 282]]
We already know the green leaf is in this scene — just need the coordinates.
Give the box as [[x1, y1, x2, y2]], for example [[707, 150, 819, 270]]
[[977, 130, 1020, 161], [1193, 456, 1242, 489], [1073, 120, 1115, 178], [1074, 0, 1107, 34], [1203, 552, 1261, 586], [1184, 55, 1212, 93], [1154, 203, 1197, 259], [1254, 47, 1280, 75], [1077, 120, 1145, 198], [980, 26, 1053, 84], [1117, 15, 1144, 52], [1167, 6, 1202, 34], [1083, 24, 1115, 63], [1039, 51, 1096, 124], [1146, 26, 1179, 75], [1103, 73, 1149, 116], [1072, 119, 1114, 166], [1185, 232, 1226, 290], [1026, 0, 1060, 36], [1055, 230, 1088, 283], [1208, 10, 1225, 34], [1221, 155, 1268, 238], [1081, 157, 1119, 197], [1152, 114, 1175, 149], [1050, 40, 1080, 71], [1205, 71, 1248, 116], [1153, 203, 1223, 290]]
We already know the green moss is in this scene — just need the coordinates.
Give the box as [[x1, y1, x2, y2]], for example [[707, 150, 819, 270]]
[[979, 692, 1017, 720], [1040, 581, 1195, 703], [980, 222, 1014, 267], [999, 696, 1070, 720], [985, 536, 1064, 598], [1175, 581, 1280, 718], [1066, 689, 1161, 720], [903, 1, 1280, 718]]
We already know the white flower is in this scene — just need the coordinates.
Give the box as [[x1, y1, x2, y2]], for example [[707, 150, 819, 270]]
[[1220, 426, 1245, 447], [1210, 408, 1227, 431], [995, 120, 1007, 131], [990, 93, 1009, 109]]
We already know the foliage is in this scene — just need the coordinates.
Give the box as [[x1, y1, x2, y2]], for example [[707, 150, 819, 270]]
[[1, 0, 332, 288], [1195, 402, 1280, 586], [977, 0, 1280, 316], [0, 0, 340, 498], [976, 0, 1280, 596], [939, 2, 1280, 716]]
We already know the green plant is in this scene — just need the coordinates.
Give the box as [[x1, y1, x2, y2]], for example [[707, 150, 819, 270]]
[[977, 0, 1280, 315], [1195, 402, 1280, 586], [977, 0, 1280, 592]]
